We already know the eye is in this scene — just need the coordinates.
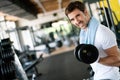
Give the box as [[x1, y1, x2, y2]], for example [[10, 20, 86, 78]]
[[70, 18, 74, 22], [76, 14, 80, 17]]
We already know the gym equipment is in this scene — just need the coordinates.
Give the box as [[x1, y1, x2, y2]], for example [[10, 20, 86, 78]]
[[17, 46, 44, 80], [0, 38, 29, 80], [0, 38, 16, 80], [24, 54, 43, 80], [74, 44, 99, 64], [56, 40, 63, 47]]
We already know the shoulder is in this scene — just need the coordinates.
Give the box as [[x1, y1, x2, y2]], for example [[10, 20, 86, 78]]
[[95, 24, 117, 49], [96, 24, 115, 38]]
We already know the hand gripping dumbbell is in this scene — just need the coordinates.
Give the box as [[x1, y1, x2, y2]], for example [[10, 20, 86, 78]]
[[74, 44, 99, 64]]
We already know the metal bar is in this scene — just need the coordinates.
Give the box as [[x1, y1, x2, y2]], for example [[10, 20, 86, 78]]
[[101, 0, 110, 28], [106, 0, 115, 28], [34, 0, 46, 13]]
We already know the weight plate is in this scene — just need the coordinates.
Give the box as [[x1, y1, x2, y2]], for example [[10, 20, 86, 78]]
[[74, 44, 85, 61], [80, 44, 98, 64]]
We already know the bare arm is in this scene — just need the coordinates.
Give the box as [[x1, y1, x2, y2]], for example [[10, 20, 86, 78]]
[[99, 45, 120, 67]]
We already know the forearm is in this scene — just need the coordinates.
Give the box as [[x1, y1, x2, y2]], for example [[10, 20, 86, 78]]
[[98, 56, 120, 67]]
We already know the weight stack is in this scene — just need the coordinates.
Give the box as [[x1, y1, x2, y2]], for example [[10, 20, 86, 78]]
[[0, 38, 28, 80], [0, 38, 16, 80]]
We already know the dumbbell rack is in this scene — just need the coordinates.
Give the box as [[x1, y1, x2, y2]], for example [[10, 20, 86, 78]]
[[0, 38, 16, 80], [0, 38, 28, 80]]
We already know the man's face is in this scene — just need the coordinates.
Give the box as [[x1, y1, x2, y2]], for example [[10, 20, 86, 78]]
[[68, 8, 89, 29]]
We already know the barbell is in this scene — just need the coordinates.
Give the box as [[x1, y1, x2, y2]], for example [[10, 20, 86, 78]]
[[74, 44, 99, 64]]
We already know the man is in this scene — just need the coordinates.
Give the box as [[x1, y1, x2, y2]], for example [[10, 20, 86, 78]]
[[65, 1, 120, 80]]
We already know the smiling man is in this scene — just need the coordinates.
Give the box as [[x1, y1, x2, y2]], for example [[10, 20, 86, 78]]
[[65, 1, 120, 80]]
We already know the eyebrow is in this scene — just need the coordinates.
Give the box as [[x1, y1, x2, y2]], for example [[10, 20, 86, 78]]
[[70, 13, 80, 21]]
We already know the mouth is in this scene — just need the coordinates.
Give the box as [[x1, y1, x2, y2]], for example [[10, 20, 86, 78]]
[[77, 21, 84, 28]]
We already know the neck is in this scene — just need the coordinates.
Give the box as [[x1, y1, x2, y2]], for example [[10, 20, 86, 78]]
[[87, 16, 91, 27], [83, 16, 91, 31]]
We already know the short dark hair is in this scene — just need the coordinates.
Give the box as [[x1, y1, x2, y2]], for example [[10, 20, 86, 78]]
[[65, 1, 85, 16]]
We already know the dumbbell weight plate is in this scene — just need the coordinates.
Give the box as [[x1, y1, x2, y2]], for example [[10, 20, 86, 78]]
[[79, 44, 98, 64], [74, 44, 85, 61]]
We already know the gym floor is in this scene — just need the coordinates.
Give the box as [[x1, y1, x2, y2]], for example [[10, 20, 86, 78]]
[[35, 49, 91, 80]]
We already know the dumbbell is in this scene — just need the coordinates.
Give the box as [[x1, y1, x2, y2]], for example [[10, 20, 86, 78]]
[[74, 44, 98, 64]]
